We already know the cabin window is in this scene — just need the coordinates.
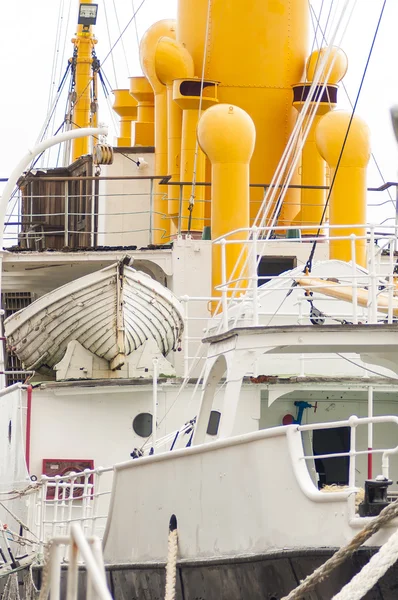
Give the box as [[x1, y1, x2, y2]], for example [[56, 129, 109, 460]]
[[257, 256, 297, 286], [206, 410, 221, 436], [132, 413, 153, 438], [312, 427, 350, 488]]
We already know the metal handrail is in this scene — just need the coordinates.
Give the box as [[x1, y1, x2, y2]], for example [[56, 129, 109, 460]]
[[40, 524, 112, 600]]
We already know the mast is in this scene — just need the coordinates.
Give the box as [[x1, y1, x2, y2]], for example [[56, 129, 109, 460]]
[[70, 0, 98, 163]]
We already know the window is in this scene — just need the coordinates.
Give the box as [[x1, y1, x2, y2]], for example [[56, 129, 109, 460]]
[[206, 411, 221, 436], [133, 413, 153, 437], [257, 256, 297, 286]]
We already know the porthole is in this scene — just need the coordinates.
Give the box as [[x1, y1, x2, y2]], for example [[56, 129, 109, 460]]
[[8, 420, 12, 444], [206, 410, 221, 436], [133, 413, 153, 438]]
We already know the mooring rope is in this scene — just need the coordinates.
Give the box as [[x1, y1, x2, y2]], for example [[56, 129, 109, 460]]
[[332, 526, 398, 599], [164, 515, 178, 600], [281, 498, 398, 600]]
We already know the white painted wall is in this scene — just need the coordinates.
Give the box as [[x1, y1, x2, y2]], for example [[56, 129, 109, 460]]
[[97, 152, 155, 248], [103, 425, 392, 564], [28, 380, 260, 480]]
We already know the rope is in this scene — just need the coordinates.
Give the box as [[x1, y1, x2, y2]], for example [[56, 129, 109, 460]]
[[332, 526, 398, 599], [164, 515, 178, 600], [1, 573, 20, 600], [281, 497, 398, 600]]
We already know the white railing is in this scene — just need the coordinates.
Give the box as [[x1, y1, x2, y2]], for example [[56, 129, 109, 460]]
[[19, 415, 398, 540], [39, 524, 112, 600], [212, 222, 398, 333], [30, 467, 113, 546]]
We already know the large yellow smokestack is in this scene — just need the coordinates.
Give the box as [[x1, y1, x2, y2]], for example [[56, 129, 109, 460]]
[[293, 47, 348, 233], [177, 0, 309, 225], [316, 110, 371, 267], [140, 20, 177, 243], [198, 104, 255, 308]]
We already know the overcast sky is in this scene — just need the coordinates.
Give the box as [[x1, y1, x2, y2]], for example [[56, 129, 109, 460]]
[[0, 0, 397, 224]]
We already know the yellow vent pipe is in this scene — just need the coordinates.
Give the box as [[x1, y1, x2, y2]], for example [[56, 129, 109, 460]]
[[316, 110, 371, 267], [129, 76, 155, 146], [198, 104, 255, 311], [140, 20, 177, 243], [112, 89, 138, 147], [293, 47, 348, 233]]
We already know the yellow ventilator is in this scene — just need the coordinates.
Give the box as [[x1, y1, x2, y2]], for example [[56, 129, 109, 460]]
[[173, 79, 218, 234], [293, 47, 348, 234], [112, 89, 138, 147], [129, 76, 155, 146], [154, 37, 194, 222], [197, 104, 255, 312], [315, 110, 371, 267], [177, 0, 309, 226], [71, 0, 98, 162], [140, 20, 177, 243]]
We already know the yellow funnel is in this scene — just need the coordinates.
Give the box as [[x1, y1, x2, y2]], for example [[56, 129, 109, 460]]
[[177, 0, 309, 225]]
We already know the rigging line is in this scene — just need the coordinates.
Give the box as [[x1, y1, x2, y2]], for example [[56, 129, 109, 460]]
[[59, 0, 73, 83], [112, 0, 131, 75], [312, 3, 395, 208], [102, 0, 118, 89], [188, 0, 212, 232], [46, 0, 65, 114], [101, 0, 147, 68], [305, 0, 388, 273], [336, 353, 398, 381], [35, 62, 71, 147], [309, 0, 337, 112], [131, 0, 141, 52]]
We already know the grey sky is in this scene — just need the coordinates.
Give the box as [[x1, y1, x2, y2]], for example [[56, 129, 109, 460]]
[[0, 0, 396, 224]]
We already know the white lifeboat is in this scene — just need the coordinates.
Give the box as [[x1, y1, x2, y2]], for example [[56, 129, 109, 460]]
[[4, 260, 184, 372]]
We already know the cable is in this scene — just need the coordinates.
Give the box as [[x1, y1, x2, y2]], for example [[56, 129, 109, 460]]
[[304, 0, 387, 273], [131, 0, 141, 52], [113, 0, 131, 75], [103, 0, 118, 89], [336, 353, 398, 381], [101, 0, 147, 68]]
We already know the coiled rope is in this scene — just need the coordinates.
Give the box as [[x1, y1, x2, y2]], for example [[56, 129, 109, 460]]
[[281, 498, 398, 600], [164, 515, 178, 600]]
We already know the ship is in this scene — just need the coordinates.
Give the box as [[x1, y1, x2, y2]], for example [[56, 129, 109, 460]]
[[0, 0, 398, 598]]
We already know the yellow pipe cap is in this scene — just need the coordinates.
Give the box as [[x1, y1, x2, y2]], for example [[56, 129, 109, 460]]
[[198, 104, 256, 164], [316, 110, 371, 168], [306, 46, 348, 84]]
